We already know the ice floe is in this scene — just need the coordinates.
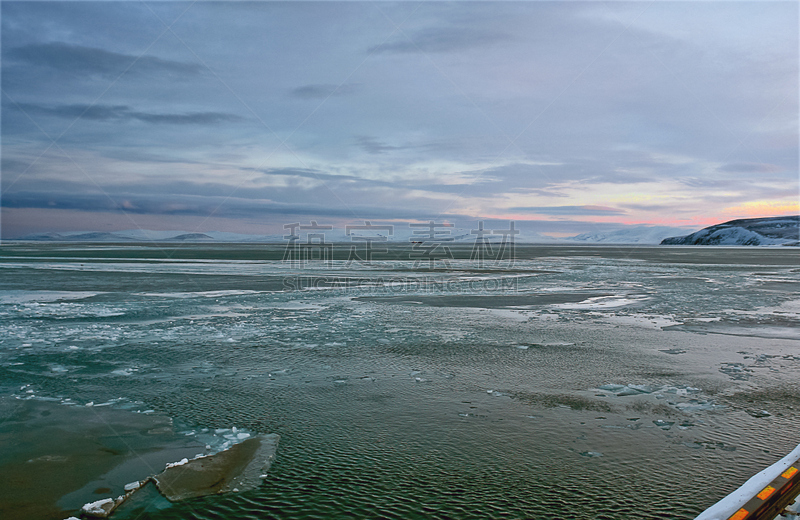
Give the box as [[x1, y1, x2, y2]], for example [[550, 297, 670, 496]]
[[0, 290, 102, 304], [580, 451, 604, 458], [123, 481, 140, 492], [153, 434, 280, 501], [81, 497, 117, 518], [592, 383, 724, 413], [552, 295, 649, 310], [78, 433, 279, 517]]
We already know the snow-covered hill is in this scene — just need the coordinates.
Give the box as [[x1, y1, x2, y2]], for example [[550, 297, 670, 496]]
[[12, 226, 539, 243], [563, 226, 692, 244], [16, 231, 136, 242], [660, 216, 799, 246]]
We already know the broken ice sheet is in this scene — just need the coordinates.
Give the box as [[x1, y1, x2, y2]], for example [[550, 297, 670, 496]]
[[719, 363, 751, 380], [153, 434, 279, 501], [81, 497, 116, 517]]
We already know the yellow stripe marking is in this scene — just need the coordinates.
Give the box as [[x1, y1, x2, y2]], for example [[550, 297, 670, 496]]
[[757, 485, 775, 500], [729, 508, 749, 520]]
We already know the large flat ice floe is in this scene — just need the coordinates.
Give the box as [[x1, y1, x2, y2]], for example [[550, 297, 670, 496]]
[[79, 433, 279, 518], [154, 434, 279, 501]]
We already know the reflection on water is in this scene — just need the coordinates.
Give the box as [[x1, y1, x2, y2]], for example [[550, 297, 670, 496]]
[[1, 244, 798, 519]]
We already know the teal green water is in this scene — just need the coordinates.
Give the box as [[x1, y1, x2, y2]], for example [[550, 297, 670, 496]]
[[1, 244, 799, 519]]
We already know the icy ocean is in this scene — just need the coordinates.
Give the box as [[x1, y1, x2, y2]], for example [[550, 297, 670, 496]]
[[1, 243, 798, 519]]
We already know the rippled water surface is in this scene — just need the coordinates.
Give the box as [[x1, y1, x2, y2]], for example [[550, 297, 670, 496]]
[[1, 244, 798, 519]]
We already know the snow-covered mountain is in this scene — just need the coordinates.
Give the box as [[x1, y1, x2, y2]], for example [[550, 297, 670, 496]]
[[116, 230, 279, 242], [563, 226, 693, 244], [660, 216, 799, 246], [15, 230, 268, 242], [16, 231, 136, 242], [19, 219, 791, 246], [12, 226, 539, 243]]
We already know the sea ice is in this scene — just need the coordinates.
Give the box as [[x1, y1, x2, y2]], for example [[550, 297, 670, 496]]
[[653, 420, 674, 430], [580, 451, 603, 458], [81, 497, 116, 517], [154, 434, 279, 501], [616, 387, 644, 396], [165, 458, 189, 469]]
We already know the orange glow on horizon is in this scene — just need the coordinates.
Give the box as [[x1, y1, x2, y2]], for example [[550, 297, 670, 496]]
[[721, 201, 799, 219], [486, 200, 799, 230]]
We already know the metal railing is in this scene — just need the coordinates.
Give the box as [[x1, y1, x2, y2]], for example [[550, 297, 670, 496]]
[[696, 443, 800, 520]]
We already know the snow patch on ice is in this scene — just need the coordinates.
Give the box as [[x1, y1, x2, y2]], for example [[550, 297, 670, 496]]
[[165, 458, 189, 469], [0, 290, 101, 304], [81, 497, 116, 517], [553, 295, 649, 310]]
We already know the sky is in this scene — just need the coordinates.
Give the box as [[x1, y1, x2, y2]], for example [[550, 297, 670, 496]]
[[1, 1, 798, 239]]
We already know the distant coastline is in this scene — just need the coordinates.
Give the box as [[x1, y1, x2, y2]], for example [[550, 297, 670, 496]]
[[6, 216, 798, 246]]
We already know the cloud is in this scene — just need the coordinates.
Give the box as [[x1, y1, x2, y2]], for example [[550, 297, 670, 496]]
[[718, 162, 784, 173], [355, 136, 401, 155], [513, 188, 570, 198], [132, 112, 242, 125], [508, 205, 627, 216], [1, 2, 797, 237], [1, 190, 471, 221], [13, 103, 242, 125], [677, 177, 725, 188], [368, 27, 509, 54], [6, 42, 202, 78], [619, 203, 676, 212], [253, 167, 368, 185], [290, 83, 359, 99], [0, 157, 32, 174]]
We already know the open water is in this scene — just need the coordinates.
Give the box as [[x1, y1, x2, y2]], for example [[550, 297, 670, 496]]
[[1, 243, 798, 519]]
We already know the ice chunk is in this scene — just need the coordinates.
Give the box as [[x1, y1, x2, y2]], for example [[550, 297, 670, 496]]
[[580, 451, 603, 458], [81, 497, 116, 517], [674, 400, 723, 412], [124, 481, 141, 492], [653, 419, 674, 430], [627, 384, 658, 394], [153, 434, 279, 501], [165, 457, 189, 469]]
